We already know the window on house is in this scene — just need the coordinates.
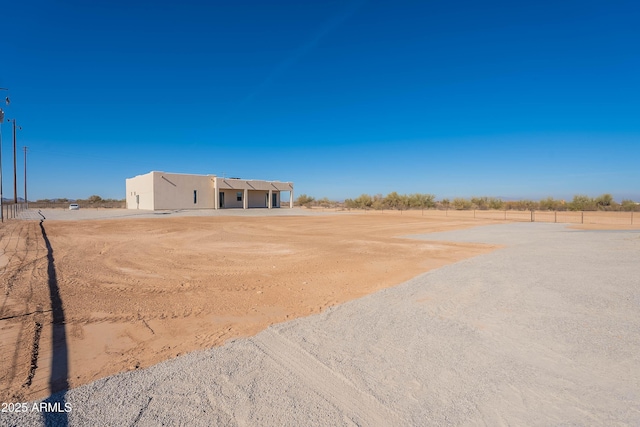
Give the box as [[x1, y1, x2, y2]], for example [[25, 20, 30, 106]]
[[237, 192, 242, 201], [194, 190, 197, 204]]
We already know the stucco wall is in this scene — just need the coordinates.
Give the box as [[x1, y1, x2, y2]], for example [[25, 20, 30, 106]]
[[126, 173, 155, 210], [218, 189, 244, 209], [247, 191, 266, 208], [152, 172, 215, 210]]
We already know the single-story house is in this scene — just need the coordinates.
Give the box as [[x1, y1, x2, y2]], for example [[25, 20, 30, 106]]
[[125, 171, 294, 210]]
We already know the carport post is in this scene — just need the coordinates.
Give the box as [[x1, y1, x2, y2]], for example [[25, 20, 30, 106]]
[[213, 178, 219, 210], [268, 189, 272, 209], [243, 188, 248, 209]]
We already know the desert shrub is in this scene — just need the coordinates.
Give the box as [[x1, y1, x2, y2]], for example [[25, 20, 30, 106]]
[[371, 194, 385, 210], [354, 194, 373, 209], [468, 197, 503, 210], [452, 197, 472, 210], [621, 199, 640, 212], [539, 196, 561, 211], [487, 197, 504, 210], [569, 195, 597, 211], [316, 197, 332, 208], [408, 193, 435, 209], [383, 192, 403, 210], [439, 198, 451, 209], [594, 193, 618, 210], [296, 194, 315, 207], [505, 200, 538, 210], [470, 197, 489, 210]]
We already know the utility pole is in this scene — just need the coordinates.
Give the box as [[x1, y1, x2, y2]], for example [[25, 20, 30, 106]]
[[0, 113, 3, 222], [0, 87, 8, 222], [23, 146, 28, 207], [13, 119, 17, 204]]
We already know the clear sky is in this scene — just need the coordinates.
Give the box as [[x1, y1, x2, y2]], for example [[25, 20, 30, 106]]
[[1, 0, 638, 201]]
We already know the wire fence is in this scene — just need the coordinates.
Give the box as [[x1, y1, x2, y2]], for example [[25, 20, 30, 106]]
[[0, 201, 126, 222], [0, 204, 637, 226], [1, 202, 29, 221], [431, 209, 636, 225], [310, 207, 638, 225]]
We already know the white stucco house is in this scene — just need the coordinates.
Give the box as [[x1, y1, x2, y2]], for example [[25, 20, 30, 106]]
[[125, 171, 294, 210]]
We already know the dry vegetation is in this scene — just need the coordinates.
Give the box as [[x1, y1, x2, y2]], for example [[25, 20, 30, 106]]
[[297, 192, 640, 212]]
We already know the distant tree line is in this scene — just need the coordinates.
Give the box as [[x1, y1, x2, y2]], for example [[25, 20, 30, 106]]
[[33, 195, 126, 208], [295, 193, 640, 212]]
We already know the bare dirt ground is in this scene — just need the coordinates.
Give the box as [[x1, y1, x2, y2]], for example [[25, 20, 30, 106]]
[[0, 213, 500, 402]]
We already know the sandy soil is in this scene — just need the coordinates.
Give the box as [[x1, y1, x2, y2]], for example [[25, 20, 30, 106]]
[[0, 214, 500, 402]]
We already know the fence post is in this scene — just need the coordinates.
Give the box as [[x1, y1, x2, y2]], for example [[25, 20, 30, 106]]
[[531, 210, 534, 222], [555, 211, 557, 223], [581, 211, 584, 224], [632, 211, 634, 225]]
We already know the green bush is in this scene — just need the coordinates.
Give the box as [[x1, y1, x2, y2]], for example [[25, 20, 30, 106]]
[[452, 198, 473, 210], [621, 199, 640, 212], [569, 195, 597, 211], [539, 196, 561, 211], [408, 193, 436, 209], [295, 194, 315, 207]]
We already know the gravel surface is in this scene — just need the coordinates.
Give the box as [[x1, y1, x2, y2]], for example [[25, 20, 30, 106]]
[[3, 223, 639, 426], [17, 207, 326, 222]]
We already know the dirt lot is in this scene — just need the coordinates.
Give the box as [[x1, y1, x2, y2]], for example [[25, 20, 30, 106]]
[[0, 213, 500, 402]]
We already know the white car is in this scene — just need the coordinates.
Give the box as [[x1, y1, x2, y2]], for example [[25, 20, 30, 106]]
[[69, 203, 80, 210]]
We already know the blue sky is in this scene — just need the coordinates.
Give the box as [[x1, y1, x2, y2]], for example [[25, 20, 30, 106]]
[[1, 0, 638, 201]]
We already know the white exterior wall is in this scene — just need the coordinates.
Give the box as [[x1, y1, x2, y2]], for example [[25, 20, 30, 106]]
[[126, 172, 293, 210], [248, 191, 267, 208], [126, 172, 155, 210], [244, 191, 280, 208], [152, 172, 215, 210], [218, 189, 244, 209]]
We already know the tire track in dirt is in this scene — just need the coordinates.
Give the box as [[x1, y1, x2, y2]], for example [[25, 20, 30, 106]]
[[0, 219, 53, 401], [1, 222, 38, 401], [252, 327, 405, 426]]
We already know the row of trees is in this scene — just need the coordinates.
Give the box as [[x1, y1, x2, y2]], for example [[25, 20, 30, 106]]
[[35, 195, 125, 204], [296, 193, 640, 212], [31, 195, 126, 208], [344, 192, 436, 210]]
